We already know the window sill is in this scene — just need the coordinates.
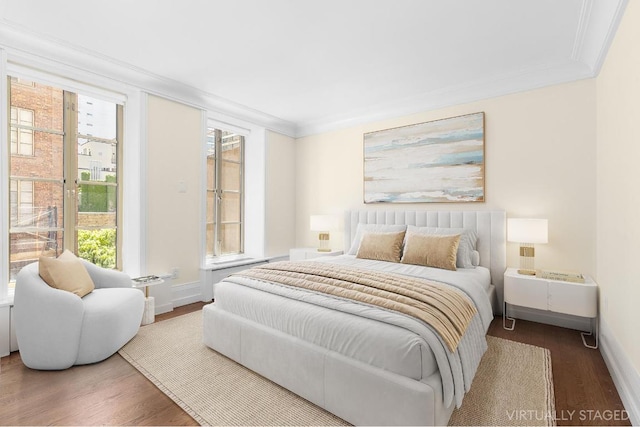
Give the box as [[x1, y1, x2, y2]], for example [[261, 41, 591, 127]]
[[0, 293, 14, 307], [203, 256, 268, 271]]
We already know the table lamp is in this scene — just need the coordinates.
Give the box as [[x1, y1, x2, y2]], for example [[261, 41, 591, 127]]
[[310, 215, 339, 252], [507, 218, 548, 275]]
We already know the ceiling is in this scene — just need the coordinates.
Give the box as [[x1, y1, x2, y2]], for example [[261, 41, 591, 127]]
[[0, 0, 628, 137]]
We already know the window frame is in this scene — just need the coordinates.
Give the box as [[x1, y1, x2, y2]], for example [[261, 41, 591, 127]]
[[1, 60, 139, 299], [205, 125, 246, 260]]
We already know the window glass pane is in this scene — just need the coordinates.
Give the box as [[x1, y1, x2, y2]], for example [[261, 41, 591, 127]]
[[9, 180, 63, 229], [221, 192, 241, 222], [11, 82, 64, 133], [76, 229, 116, 269], [220, 223, 241, 255], [9, 178, 62, 282], [20, 109, 34, 124], [206, 155, 215, 190], [11, 131, 64, 180], [9, 231, 63, 282], [221, 161, 241, 191], [77, 95, 117, 140], [206, 223, 215, 258], [10, 128, 18, 153], [77, 139, 117, 182], [206, 191, 215, 223], [75, 97, 119, 269], [77, 180, 117, 216], [221, 134, 242, 162]]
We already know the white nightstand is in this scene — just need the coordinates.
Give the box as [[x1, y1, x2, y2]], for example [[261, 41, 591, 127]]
[[503, 268, 598, 349], [289, 248, 343, 261]]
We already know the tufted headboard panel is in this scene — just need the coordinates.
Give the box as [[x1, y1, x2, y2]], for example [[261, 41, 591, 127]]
[[344, 210, 506, 312]]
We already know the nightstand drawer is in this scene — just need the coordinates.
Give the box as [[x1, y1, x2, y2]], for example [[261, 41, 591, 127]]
[[548, 281, 597, 317], [504, 274, 548, 311]]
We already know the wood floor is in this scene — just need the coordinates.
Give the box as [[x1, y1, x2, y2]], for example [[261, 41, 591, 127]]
[[0, 302, 631, 426]]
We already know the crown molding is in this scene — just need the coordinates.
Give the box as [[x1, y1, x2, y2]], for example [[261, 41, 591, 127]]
[[295, 60, 594, 138], [572, 0, 628, 74], [295, 0, 628, 138], [0, 0, 627, 141], [0, 20, 297, 137], [571, 0, 594, 62]]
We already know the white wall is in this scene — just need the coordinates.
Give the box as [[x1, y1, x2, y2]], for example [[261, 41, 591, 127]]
[[596, 0, 640, 418], [146, 95, 203, 313], [265, 131, 296, 257], [295, 80, 597, 275]]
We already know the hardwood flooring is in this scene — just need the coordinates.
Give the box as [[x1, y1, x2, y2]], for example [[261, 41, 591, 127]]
[[0, 302, 631, 426], [488, 318, 630, 426], [0, 303, 205, 426]]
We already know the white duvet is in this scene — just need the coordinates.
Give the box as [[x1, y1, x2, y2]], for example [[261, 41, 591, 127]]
[[216, 255, 493, 408]]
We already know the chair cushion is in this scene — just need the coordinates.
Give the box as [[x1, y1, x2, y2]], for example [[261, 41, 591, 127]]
[[39, 250, 95, 297]]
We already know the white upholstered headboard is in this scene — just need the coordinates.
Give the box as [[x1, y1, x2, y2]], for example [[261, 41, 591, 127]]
[[344, 210, 506, 312]]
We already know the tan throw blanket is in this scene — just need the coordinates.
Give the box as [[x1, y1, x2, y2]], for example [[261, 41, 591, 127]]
[[233, 261, 477, 352]]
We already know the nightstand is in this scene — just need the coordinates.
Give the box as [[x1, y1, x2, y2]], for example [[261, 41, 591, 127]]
[[289, 248, 343, 261], [503, 267, 598, 349]]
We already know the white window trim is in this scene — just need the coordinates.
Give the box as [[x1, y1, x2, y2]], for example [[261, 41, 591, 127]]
[[201, 115, 266, 269], [1, 48, 9, 300], [0, 49, 144, 300]]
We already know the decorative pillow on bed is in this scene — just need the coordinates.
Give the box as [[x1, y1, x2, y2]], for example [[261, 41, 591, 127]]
[[355, 231, 406, 263], [401, 233, 461, 271], [406, 225, 478, 268], [348, 223, 407, 255], [39, 250, 95, 297], [470, 250, 480, 266]]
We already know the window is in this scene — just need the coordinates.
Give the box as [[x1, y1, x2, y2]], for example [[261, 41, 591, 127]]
[[9, 180, 34, 224], [7, 77, 123, 284], [10, 106, 35, 156], [206, 127, 245, 258]]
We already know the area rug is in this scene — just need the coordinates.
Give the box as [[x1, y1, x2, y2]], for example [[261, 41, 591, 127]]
[[119, 310, 555, 426]]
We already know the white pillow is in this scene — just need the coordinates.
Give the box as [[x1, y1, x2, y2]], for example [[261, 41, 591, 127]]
[[470, 250, 481, 266], [406, 225, 478, 268], [348, 223, 408, 255]]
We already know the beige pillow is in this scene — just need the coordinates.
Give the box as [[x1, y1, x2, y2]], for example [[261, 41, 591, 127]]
[[401, 233, 461, 271], [39, 250, 95, 297], [356, 231, 406, 263]]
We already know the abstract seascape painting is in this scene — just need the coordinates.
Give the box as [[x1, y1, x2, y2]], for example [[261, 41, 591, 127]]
[[363, 112, 485, 203]]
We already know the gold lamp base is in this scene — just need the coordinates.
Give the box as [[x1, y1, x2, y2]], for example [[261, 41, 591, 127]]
[[317, 232, 331, 252], [518, 244, 536, 275]]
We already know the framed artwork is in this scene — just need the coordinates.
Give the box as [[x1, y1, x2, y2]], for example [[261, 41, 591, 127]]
[[363, 112, 485, 203]]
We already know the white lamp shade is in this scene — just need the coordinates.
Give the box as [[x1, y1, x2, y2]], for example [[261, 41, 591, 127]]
[[507, 218, 548, 244], [310, 215, 340, 232]]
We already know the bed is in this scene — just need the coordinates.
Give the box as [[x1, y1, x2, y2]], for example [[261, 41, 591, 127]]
[[203, 210, 506, 426]]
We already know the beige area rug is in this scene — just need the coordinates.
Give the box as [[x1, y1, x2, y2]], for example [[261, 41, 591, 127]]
[[119, 310, 555, 426]]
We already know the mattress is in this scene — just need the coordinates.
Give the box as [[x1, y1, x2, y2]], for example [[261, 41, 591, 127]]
[[213, 255, 492, 385]]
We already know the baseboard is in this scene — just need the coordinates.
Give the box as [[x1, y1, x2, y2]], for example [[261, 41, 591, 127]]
[[154, 302, 174, 315], [171, 281, 205, 309], [508, 305, 591, 331], [600, 319, 640, 425]]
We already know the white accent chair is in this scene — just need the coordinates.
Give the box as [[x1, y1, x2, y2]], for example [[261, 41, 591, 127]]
[[13, 261, 145, 370]]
